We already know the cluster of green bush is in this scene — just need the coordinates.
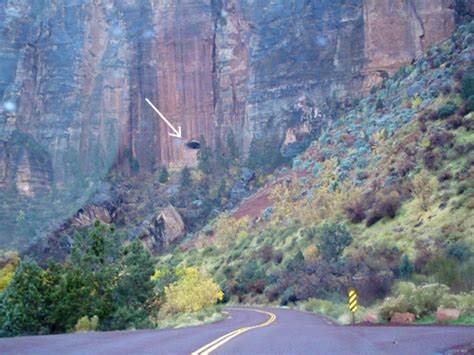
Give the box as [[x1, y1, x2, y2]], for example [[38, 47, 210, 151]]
[[208, 222, 399, 308], [0, 221, 226, 337], [379, 282, 474, 321], [296, 298, 367, 324], [0, 222, 157, 336]]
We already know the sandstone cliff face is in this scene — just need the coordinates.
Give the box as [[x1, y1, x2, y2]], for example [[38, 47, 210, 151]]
[[0, 0, 465, 249], [363, 0, 456, 88]]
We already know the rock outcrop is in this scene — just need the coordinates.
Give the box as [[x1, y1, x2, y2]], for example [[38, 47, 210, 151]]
[[136, 205, 186, 254], [0, 0, 466, 249], [363, 311, 379, 324], [390, 312, 416, 324], [363, 0, 456, 88], [436, 308, 461, 322]]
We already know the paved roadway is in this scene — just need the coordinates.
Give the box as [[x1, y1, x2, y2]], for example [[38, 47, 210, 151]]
[[0, 307, 473, 355]]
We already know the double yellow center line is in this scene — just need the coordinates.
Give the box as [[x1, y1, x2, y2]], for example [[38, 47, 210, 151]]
[[191, 308, 277, 355]]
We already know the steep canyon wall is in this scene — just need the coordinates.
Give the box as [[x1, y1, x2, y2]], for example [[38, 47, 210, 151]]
[[0, 0, 465, 247]]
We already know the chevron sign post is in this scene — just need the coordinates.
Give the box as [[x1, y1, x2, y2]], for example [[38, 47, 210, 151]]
[[348, 287, 357, 324]]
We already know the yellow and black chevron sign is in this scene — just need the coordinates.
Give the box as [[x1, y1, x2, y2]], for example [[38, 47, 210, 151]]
[[348, 288, 357, 313]]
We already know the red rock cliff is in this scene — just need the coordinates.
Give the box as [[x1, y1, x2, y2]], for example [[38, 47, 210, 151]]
[[0, 0, 465, 194]]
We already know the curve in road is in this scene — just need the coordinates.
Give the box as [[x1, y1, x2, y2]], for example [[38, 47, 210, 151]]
[[1, 307, 473, 355], [191, 308, 276, 355]]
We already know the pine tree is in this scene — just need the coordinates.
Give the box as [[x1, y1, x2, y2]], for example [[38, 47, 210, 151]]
[[197, 135, 213, 174], [214, 134, 227, 170], [376, 97, 384, 111], [461, 60, 474, 99], [226, 129, 238, 160], [217, 178, 227, 202], [247, 135, 285, 174], [52, 222, 119, 331], [179, 166, 192, 191], [0, 259, 48, 336], [399, 255, 413, 279], [315, 222, 353, 262], [159, 166, 169, 183], [110, 241, 155, 330]]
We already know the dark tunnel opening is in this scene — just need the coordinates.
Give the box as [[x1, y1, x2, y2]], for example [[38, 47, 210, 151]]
[[185, 140, 201, 150]]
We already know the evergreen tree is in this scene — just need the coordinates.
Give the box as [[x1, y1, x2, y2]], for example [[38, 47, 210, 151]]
[[226, 129, 239, 165], [399, 255, 413, 279], [286, 250, 305, 273], [159, 166, 169, 183], [0, 259, 49, 336], [51, 222, 119, 331], [110, 241, 155, 330], [197, 135, 213, 174], [48, 264, 104, 332], [247, 135, 286, 174], [217, 178, 227, 202], [214, 134, 227, 170], [315, 222, 353, 262], [461, 60, 474, 99], [376, 97, 384, 111], [179, 166, 192, 191]]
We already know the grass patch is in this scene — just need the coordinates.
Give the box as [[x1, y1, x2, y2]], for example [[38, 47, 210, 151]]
[[294, 298, 367, 325], [415, 315, 474, 325], [156, 306, 225, 329], [414, 315, 436, 324]]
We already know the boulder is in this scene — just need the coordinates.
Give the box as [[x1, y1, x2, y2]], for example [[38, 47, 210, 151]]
[[364, 311, 379, 324], [71, 205, 113, 227], [138, 205, 185, 254], [390, 312, 415, 324], [436, 308, 460, 322]]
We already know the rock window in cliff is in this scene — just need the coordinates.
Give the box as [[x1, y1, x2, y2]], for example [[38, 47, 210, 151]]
[[185, 140, 201, 150]]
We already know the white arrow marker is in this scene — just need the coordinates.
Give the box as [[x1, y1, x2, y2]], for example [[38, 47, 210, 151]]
[[145, 98, 182, 138]]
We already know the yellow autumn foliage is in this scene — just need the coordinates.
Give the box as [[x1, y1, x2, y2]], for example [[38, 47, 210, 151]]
[[0, 263, 15, 292], [270, 184, 297, 226], [303, 245, 319, 263], [412, 171, 438, 211], [161, 267, 223, 315], [0, 251, 20, 292], [269, 160, 345, 228], [213, 213, 250, 248]]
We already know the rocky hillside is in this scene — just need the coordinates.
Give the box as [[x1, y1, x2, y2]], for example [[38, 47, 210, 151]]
[[160, 18, 474, 315], [1, 0, 471, 250]]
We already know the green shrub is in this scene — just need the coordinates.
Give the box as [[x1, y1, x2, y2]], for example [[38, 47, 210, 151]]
[[303, 298, 338, 318], [379, 282, 452, 320], [257, 244, 274, 263], [464, 95, 474, 114], [461, 61, 474, 99], [74, 315, 99, 332], [280, 286, 299, 306], [158, 167, 169, 183], [313, 223, 353, 262], [247, 134, 287, 174], [409, 283, 450, 317], [399, 255, 413, 279], [438, 104, 457, 119], [441, 292, 474, 315], [237, 261, 267, 293], [368, 191, 401, 223], [424, 256, 460, 288], [376, 97, 384, 111], [379, 295, 410, 320]]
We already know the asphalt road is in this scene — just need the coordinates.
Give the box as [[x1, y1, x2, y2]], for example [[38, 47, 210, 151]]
[[0, 307, 473, 355]]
